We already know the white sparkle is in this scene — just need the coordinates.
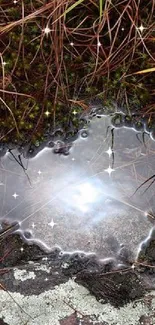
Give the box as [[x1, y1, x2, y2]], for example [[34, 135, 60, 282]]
[[38, 170, 42, 175], [2, 61, 7, 66], [45, 110, 50, 117], [72, 157, 75, 161], [104, 166, 115, 176], [32, 222, 36, 229], [72, 110, 77, 115], [42, 257, 48, 261], [137, 24, 145, 33], [70, 42, 74, 46], [43, 26, 51, 35], [45, 278, 48, 281], [48, 219, 57, 228], [131, 264, 135, 270], [121, 27, 125, 31], [97, 41, 101, 47], [12, 192, 19, 199], [20, 247, 24, 252], [13, 0, 18, 3], [106, 147, 113, 157]]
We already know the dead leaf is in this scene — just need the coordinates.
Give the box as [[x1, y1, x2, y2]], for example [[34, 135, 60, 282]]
[[59, 312, 78, 325], [60, 313, 107, 325]]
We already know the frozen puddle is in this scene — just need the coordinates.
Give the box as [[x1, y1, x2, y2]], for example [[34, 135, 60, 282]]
[[0, 115, 155, 260]]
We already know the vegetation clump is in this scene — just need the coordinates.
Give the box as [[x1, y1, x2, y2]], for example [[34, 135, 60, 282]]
[[0, 0, 155, 145]]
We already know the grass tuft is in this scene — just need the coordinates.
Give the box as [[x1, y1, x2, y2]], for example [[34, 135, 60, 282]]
[[0, 0, 155, 144]]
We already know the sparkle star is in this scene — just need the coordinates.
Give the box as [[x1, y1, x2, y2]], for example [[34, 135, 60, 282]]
[[106, 147, 113, 157], [12, 192, 19, 199], [13, 0, 18, 3], [20, 247, 24, 252], [70, 42, 74, 46], [104, 166, 115, 176], [43, 26, 51, 35], [97, 41, 101, 47], [32, 222, 36, 229], [137, 24, 145, 33], [38, 170, 42, 175], [48, 219, 57, 228], [45, 110, 50, 117], [2, 61, 7, 66], [72, 110, 77, 115]]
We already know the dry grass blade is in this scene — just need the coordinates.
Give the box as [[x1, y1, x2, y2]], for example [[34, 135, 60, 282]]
[[125, 67, 155, 78], [0, 0, 155, 143], [68, 99, 89, 110], [0, 222, 19, 240], [99, 0, 103, 20], [132, 67, 155, 75], [0, 89, 34, 98], [63, 0, 85, 20], [0, 2, 55, 34], [49, 0, 85, 26], [0, 97, 20, 137]]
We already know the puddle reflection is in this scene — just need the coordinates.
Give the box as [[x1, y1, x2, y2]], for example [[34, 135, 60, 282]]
[[0, 115, 155, 259]]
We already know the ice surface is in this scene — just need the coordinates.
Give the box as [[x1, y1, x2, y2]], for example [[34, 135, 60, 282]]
[[0, 115, 155, 259]]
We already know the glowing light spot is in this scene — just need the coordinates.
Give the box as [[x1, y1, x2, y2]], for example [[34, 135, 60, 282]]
[[2, 61, 7, 66], [104, 166, 115, 176], [79, 183, 97, 203], [106, 147, 113, 157], [20, 247, 24, 252], [97, 41, 101, 47], [48, 219, 57, 228], [13, 0, 18, 4], [12, 192, 19, 199], [43, 26, 51, 35], [121, 27, 125, 31], [73, 182, 101, 213], [38, 170, 42, 175], [72, 110, 77, 115], [137, 24, 145, 33], [70, 42, 74, 46], [32, 222, 36, 229], [45, 110, 50, 117]]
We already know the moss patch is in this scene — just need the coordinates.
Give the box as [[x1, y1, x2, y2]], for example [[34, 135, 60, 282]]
[[0, 0, 155, 145]]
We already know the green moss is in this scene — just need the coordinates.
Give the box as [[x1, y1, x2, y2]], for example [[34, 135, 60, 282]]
[[0, 0, 154, 145]]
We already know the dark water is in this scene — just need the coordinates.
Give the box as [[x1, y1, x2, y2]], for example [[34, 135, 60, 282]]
[[0, 114, 155, 261]]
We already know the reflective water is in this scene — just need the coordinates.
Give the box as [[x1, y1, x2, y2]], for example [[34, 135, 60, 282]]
[[0, 115, 155, 260]]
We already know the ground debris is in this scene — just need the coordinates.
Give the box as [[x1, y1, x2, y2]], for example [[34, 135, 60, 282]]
[[76, 269, 145, 307], [59, 312, 108, 325]]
